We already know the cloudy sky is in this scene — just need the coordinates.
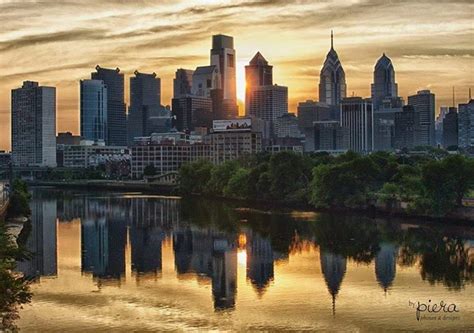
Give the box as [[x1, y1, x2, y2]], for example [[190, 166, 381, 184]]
[[0, 0, 473, 150]]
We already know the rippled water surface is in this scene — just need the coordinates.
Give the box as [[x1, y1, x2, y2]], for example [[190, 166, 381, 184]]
[[16, 187, 474, 331]]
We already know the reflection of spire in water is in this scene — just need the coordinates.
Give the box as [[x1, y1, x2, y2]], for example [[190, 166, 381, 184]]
[[16, 197, 58, 279], [375, 242, 398, 293], [320, 251, 347, 316], [246, 231, 274, 296]]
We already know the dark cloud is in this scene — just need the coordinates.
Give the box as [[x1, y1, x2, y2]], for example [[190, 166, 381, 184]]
[[0, 29, 108, 52], [1, 61, 99, 81]]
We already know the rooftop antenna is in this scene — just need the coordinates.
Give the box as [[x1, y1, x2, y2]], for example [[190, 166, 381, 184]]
[[452, 86, 455, 107], [331, 30, 334, 49]]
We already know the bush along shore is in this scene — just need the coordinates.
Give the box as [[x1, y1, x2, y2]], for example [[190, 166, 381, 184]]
[[0, 179, 32, 331], [178, 151, 474, 221]]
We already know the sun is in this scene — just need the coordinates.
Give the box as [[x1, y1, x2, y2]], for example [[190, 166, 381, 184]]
[[236, 60, 246, 104]]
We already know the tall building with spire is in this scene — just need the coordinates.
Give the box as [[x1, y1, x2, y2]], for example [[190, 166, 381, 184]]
[[371, 53, 398, 111], [319, 31, 346, 108]]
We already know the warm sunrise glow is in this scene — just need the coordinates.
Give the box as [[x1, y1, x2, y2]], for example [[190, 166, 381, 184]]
[[237, 249, 247, 267], [236, 61, 246, 103], [1, 0, 473, 150]]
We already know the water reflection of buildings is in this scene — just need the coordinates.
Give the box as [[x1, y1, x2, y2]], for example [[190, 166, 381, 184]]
[[173, 229, 237, 310], [375, 243, 398, 292], [81, 198, 128, 281], [320, 251, 346, 316], [130, 224, 163, 276], [17, 197, 58, 279], [245, 231, 275, 295], [74, 195, 181, 283]]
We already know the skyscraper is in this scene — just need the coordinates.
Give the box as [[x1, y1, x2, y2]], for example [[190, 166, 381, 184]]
[[394, 105, 420, 149], [11, 81, 56, 167], [91, 65, 126, 146], [407, 90, 436, 146], [319, 32, 346, 109], [245, 52, 273, 113], [340, 97, 373, 153], [80, 79, 107, 143], [210, 34, 238, 118], [442, 107, 458, 148], [458, 99, 474, 148], [314, 121, 349, 152], [127, 71, 161, 144], [371, 53, 398, 111], [173, 68, 194, 98], [211, 34, 236, 101], [191, 65, 220, 97], [172, 96, 213, 131], [246, 84, 288, 135]]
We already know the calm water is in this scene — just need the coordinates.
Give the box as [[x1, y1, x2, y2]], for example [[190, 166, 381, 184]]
[[16, 187, 474, 332]]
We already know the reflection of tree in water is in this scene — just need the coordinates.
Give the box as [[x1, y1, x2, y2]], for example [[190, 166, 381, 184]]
[[399, 228, 473, 290], [419, 237, 472, 290], [312, 214, 381, 315], [313, 214, 381, 264], [320, 251, 346, 316]]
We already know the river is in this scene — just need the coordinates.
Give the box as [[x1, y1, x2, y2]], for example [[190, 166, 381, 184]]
[[16, 187, 474, 331]]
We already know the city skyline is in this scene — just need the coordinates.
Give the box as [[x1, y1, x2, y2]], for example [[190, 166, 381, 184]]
[[1, 0, 473, 150]]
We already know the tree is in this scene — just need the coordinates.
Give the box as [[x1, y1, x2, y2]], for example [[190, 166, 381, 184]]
[[442, 155, 474, 206], [143, 164, 157, 177], [421, 160, 456, 216], [224, 168, 251, 199], [267, 151, 312, 201], [178, 160, 213, 194], [205, 160, 239, 196], [310, 156, 379, 208]]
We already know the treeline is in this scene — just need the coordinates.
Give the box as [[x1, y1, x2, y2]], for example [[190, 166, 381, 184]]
[[178, 151, 474, 217], [1, 179, 32, 330]]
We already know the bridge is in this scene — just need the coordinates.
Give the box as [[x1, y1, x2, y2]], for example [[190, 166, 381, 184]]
[[144, 172, 179, 186]]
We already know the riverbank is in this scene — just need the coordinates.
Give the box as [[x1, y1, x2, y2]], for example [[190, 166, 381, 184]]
[[193, 193, 474, 224], [28, 181, 474, 224], [0, 179, 32, 331], [28, 180, 178, 195]]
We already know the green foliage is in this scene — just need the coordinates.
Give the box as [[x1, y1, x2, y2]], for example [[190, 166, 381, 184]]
[[0, 223, 32, 331], [143, 164, 157, 177], [178, 159, 213, 194], [224, 168, 251, 199], [310, 156, 379, 208], [420, 155, 474, 216], [177, 151, 474, 218], [206, 160, 239, 196], [7, 179, 31, 218], [267, 151, 312, 202]]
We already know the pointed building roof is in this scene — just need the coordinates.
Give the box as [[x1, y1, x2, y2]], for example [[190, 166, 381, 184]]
[[375, 53, 393, 70], [249, 52, 269, 66], [321, 31, 344, 74]]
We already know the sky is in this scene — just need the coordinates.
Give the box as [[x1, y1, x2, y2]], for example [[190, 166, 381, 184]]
[[0, 0, 473, 150]]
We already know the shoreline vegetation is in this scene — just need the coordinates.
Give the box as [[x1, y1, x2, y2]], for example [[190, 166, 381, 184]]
[[0, 179, 32, 331], [178, 151, 474, 222], [29, 151, 474, 222]]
